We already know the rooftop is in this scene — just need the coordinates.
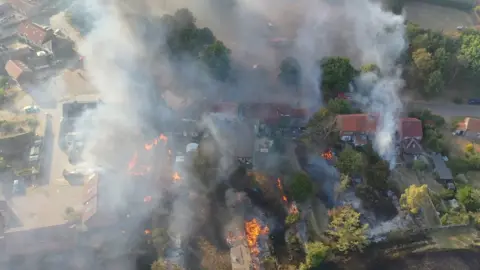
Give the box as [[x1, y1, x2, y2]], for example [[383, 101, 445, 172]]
[[18, 21, 49, 45], [5, 59, 31, 81], [399, 118, 423, 139], [463, 117, 480, 133], [6, 184, 83, 233], [336, 114, 377, 133], [432, 153, 453, 180]]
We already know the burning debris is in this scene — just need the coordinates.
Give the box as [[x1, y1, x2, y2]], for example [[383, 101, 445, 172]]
[[144, 229, 151, 235], [244, 218, 270, 256], [276, 178, 289, 204], [321, 149, 334, 160], [226, 230, 245, 246], [172, 172, 181, 182], [144, 195, 152, 203], [144, 133, 168, 151]]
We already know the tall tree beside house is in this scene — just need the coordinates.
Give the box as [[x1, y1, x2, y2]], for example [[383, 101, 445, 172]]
[[278, 57, 301, 87], [412, 48, 435, 80], [424, 70, 445, 97], [288, 171, 314, 202], [326, 205, 369, 253], [336, 148, 363, 176], [458, 31, 480, 73], [320, 57, 356, 99], [200, 41, 231, 81], [400, 184, 428, 215], [326, 98, 353, 115]]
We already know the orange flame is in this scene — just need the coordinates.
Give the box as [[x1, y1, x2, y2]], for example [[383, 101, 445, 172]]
[[172, 172, 181, 182], [144, 196, 152, 203], [282, 196, 288, 203], [276, 178, 283, 191], [144, 229, 151, 235], [159, 134, 168, 143], [128, 152, 138, 170], [289, 203, 299, 215], [322, 149, 333, 160], [144, 134, 168, 151], [244, 219, 269, 256]]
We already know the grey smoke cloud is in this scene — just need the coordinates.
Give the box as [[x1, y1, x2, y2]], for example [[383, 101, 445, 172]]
[[57, 0, 409, 269]]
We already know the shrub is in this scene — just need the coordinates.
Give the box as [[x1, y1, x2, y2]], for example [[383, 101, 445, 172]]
[[439, 188, 455, 200], [452, 97, 463, 104], [285, 212, 300, 225]]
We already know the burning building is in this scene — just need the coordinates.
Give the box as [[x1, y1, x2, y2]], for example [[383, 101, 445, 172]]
[[225, 189, 273, 270]]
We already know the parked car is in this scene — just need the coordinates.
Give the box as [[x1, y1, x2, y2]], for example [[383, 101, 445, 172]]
[[63, 169, 84, 179], [468, 98, 480, 105], [23, 105, 40, 114]]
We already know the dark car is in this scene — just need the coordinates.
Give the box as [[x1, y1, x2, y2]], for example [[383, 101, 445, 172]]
[[468, 98, 480, 105]]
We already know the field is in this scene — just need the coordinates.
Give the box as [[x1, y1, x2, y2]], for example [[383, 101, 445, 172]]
[[405, 2, 474, 32]]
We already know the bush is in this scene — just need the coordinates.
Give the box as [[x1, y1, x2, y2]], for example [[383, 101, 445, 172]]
[[456, 185, 480, 211], [452, 97, 463, 104], [439, 188, 456, 200], [285, 212, 300, 225], [440, 211, 470, 225], [288, 172, 314, 202]]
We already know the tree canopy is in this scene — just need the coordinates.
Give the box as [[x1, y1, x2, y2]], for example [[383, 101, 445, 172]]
[[200, 40, 231, 81], [288, 172, 314, 202], [458, 32, 480, 73], [278, 57, 301, 87], [456, 185, 480, 212], [336, 148, 363, 176], [400, 184, 428, 215], [302, 242, 330, 269], [326, 205, 369, 253], [326, 98, 353, 115], [320, 57, 356, 98]]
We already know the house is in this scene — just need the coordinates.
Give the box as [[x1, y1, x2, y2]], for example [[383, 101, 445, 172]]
[[456, 117, 480, 140], [82, 173, 118, 228], [4, 59, 33, 83], [18, 21, 53, 47], [335, 114, 377, 146], [399, 118, 423, 155], [432, 153, 453, 183]]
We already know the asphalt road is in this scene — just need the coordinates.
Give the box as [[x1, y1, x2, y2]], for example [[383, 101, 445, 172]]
[[409, 101, 480, 118]]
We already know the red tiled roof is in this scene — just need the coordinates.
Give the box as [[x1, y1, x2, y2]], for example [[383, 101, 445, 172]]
[[336, 114, 377, 133], [211, 102, 238, 115], [465, 117, 480, 133], [399, 118, 423, 139], [18, 21, 48, 45], [4, 60, 30, 80]]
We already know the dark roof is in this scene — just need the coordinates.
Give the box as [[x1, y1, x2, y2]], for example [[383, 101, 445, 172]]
[[399, 118, 423, 139], [5, 60, 31, 81], [336, 114, 377, 133], [1, 224, 75, 256], [402, 139, 423, 155], [0, 132, 32, 155], [231, 121, 255, 158], [432, 153, 453, 180], [62, 101, 98, 119], [18, 21, 49, 45]]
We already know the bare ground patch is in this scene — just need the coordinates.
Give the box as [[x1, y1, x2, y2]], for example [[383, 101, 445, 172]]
[[405, 2, 474, 31]]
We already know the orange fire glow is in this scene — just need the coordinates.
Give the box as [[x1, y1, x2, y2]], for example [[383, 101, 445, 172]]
[[322, 149, 333, 160], [244, 219, 269, 256], [128, 152, 138, 171], [276, 178, 283, 191], [289, 204, 299, 215], [172, 172, 181, 182], [144, 229, 151, 235], [226, 231, 244, 245], [144, 196, 152, 203], [282, 196, 288, 203], [144, 134, 169, 151]]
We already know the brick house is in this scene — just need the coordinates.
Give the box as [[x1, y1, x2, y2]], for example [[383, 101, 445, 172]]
[[456, 117, 480, 140], [335, 114, 377, 146], [4, 59, 33, 83], [18, 21, 74, 58], [336, 114, 423, 150], [398, 118, 423, 155]]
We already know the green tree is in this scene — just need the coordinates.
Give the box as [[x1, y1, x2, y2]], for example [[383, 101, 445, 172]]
[[151, 260, 181, 270], [278, 57, 301, 87], [336, 148, 363, 176], [326, 205, 369, 253], [339, 173, 351, 192], [440, 211, 470, 225], [285, 212, 300, 225], [412, 159, 427, 171], [200, 41, 231, 81], [424, 70, 445, 96], [303, 108, 335, 146], [151, 228, 169, 255], [365, 160, 389, 191], [360, 63, 379, 74], [433, 47, 449, 72], [326, 98, 352, 115], [456, 185, 480, 212], [288, 172, 313, 202], [458, 32, 480, 73], [173, 8, 196, 29], [304, 242, 330, 268], [320, 57, 356, 98], [400, 184, 428, 214], [412, 48, 435, 78], [385, 0, 404, 15]]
